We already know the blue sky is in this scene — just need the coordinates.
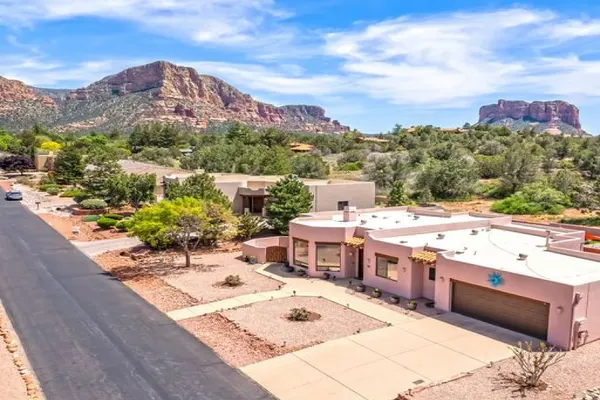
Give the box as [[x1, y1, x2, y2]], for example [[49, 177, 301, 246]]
[[2, 1, 600, 134]]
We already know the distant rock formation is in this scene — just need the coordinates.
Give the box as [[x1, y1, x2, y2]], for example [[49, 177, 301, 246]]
[[0, 61, 350, 133], [478, 100, 585, 136]]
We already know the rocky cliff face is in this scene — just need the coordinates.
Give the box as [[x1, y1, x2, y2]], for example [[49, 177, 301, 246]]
[[478, 99, 584, 135], [0, 61, 350, 133]]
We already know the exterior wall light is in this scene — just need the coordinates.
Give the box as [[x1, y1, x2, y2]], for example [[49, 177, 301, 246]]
[[556, 306, 564, 314], [439, 276, 444, 282]]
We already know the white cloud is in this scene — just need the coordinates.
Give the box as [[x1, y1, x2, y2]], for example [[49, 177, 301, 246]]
[[0, 0, 296, 52], [322, 8, 600, 107]]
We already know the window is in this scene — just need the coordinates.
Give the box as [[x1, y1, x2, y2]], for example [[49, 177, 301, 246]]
[[428, 267, 436, 281], [337, 201, 349, 211], [316, 243, 341, 272], [293, 239, 309, 268], [376, 254, 398, 281]]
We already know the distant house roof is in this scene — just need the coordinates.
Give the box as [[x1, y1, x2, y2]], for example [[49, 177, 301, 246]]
[[288, 142, 315, 152], [355, 137, 390, 144]]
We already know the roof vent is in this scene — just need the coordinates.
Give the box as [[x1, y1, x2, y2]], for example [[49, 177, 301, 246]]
[[518, 253, 528, 261], [395, 221, 401, 224], [413, 216, 420, 220], [400, 240, 408, 244], [456, 250, 465, 254], [383, 216, 389, 219], [471, 229, 479, 235], [360, 220, 367, 225], [437, 233, 445, 240]]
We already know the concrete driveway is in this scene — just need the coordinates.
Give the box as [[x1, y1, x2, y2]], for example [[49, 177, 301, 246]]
[[242, 312, 535, 400]]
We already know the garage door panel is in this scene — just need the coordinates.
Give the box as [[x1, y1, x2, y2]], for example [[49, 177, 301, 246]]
[[451, 281, 549, 340]]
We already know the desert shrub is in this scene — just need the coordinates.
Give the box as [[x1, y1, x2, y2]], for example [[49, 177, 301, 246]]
[[46, 186, 61, 196], [15, 176, 35, 186], [74, 192, 92, 203], [102, 213, 125, 220], [59, 189, 87, 198], [114, 219, 133, 232], [80, 198, 108, 210], [560, 217, 600, 226], [96, 217, 118, 229], [338, 162, 362, 171], [223, 274, 242, 287], [236, 213, 265, 240], [502, 341, 565, 391], [39, 174, 56, 186], [288, 307, 310, 321], [82, 215, 101, 222], [39, 183, 62, 192], [491, 182, 571, 215]]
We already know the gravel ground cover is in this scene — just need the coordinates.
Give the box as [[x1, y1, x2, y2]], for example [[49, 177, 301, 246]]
[[0, 301, 41, 400], [179, 314, 292, 367], [93, 251, 199, 312], [164, 252, 282, 304], [39, 214, 128, 241], [412, 340, 600, 400], [222, 296, 386, 348]]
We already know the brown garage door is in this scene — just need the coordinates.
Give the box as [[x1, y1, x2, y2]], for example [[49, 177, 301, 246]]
[[266, 246, 287, 263], [451, 280, 549, 340]]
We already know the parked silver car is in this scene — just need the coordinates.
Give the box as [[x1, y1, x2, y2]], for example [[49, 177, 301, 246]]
[[5, 190, 23, 201]]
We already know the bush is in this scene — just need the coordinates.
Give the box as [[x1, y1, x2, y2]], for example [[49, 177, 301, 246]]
[[82, 215, 101, 222], [74, 192, 92, 203], [114, 219, 133, 232], [59, 189, 87, 198], [96, 217, 118, 229], [102, 213, 125, 220], [491, 182, 571, 215], [560, 217, 600, 226], [39, 183, 62, 192], [338, 162, 362, 171], [288, 307, 310, 321], [80, 198, 108, 210], [39, 174, 56, 186], [46, 186, 61, 196], [223, 275, 243, 287]]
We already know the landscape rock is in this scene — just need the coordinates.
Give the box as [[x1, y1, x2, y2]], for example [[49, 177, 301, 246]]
[[478, 99, 585, 136], [0, 61, 350, 133]]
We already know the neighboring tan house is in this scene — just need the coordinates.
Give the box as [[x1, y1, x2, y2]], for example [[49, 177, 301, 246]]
[[288, 142, 315, 153], [35, 152, 56, 171], [243, 206, 600, 351], [164, 172, 375, 215]]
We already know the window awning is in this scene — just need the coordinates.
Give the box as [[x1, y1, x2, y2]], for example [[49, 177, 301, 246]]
[[409, 250, 437, 265], [343, 237, 365, 249]]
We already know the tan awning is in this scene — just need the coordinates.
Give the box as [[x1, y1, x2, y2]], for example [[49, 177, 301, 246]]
[[343, 237, 365, 249], [409, 250, 437, 265]]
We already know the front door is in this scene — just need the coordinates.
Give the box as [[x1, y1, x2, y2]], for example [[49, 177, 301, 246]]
[[357, 249, 364, 280]]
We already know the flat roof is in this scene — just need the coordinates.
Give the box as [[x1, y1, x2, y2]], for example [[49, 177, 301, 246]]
[[383, 227, 600, 286], [296, 210, 483, 229]]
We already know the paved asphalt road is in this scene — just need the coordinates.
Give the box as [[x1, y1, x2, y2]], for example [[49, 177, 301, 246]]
[[0, 191, 274, 400]]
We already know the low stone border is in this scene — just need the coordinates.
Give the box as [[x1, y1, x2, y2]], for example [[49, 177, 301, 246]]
[[574, 387, 600, 400], [0, 313, 43, 399]]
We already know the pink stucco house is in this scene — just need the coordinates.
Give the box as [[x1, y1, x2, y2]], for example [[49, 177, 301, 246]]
[[243, 206, 600, 350]]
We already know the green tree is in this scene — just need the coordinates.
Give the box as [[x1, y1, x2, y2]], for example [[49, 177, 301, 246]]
[[53, 146, 85, 185], [82, 146, 123, 198], [387, 180, 412, 206], [266, 175, 313, 234], [129, 197, 235, 256], [291, 154, 328, 179], [259, 146, 293, 175], [415, 157, 478, 200], [226, 122, 257, 145], [165, 173, 231, 207], [499, 144, 540, 194], [475, 154, 504, 179], [550, 169, 583, 200], [259, 127, 289, 147], [105, 173, 130, 208], [491, 182, 571, 215], [128, 173, 156, 209], [0, 155, 34, 174], [365, 155, 394, 189]]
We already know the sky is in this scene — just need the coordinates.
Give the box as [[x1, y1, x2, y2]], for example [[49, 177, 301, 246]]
[[1, 1, 600, 134]]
